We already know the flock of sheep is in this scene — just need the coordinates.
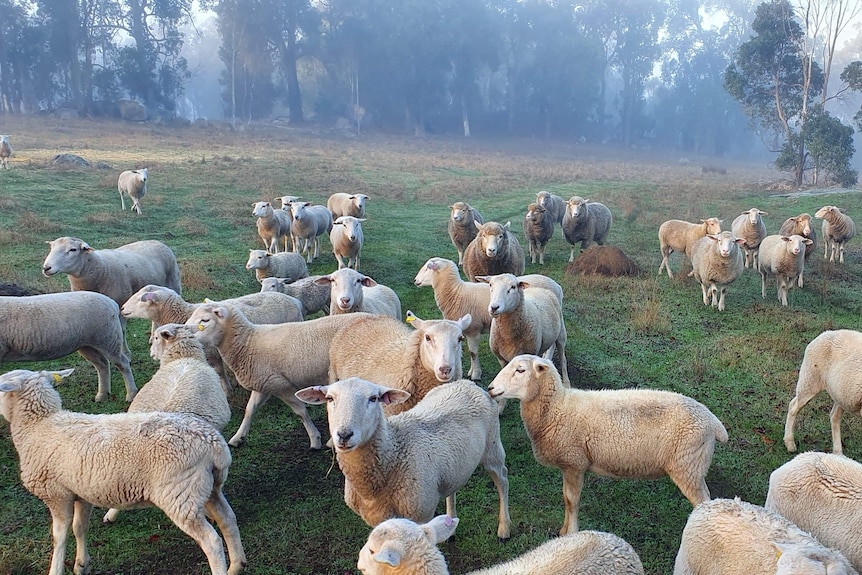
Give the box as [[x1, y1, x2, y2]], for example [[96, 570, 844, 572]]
[[0, 151, 861, 575]]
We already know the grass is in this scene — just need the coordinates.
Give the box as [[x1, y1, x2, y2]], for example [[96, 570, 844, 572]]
[[0, 115, 861, 575]]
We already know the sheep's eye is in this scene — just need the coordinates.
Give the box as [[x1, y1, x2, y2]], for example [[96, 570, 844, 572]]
[[515, 367, 525, 373], [458, 335, 465, 343], [369, 395, 378, 403], [69, 248, 77, 253], [425, 334, 432, 342], [324, 395, 334, 402]]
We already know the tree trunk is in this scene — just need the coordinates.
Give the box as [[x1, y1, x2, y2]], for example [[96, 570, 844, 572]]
[[461, 94, 470, 137], [277, 22, 304, 124]]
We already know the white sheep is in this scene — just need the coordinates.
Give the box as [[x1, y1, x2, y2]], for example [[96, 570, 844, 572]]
[[783, 329, 862, 455], [290, 201, 333, 263], [536, 190, 566, 226], [328, 311, 471, 415], [259, 275, 331, 317], [689, 231, 746, 311], [275, 195, 301, 210], [357, 515, 644, 575], [488, 354, 728, 534], [252, 200, 292, 253], [562, 196, 613, 262], [0, 291, 137, 401], [779, 213, 818, 286], [816, 205, 856, 264], [766, 451, 862, 571], [657, 217, 723, 278], [328, 192, 369, 218], [448, 202, 484, 267], [463, 221, 525, 282], [673, 497, 856, 575], [757, 234, 812, 306], [524, 202, 554, 265], [477, 273, 570, 386], [330, 215, 366, 270], [315, 268, 402, 319], [730, 208, 768, 269], [295, 377, 511, 538], [245, 249, 309, 283], [187, 303, 368, 448], [0, 368, 246, 575], [117, 168, 148, 215], [0, 134, 12, 169]]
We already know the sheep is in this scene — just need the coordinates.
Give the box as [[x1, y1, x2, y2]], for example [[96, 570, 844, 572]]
[[657, 217, 723, 278], [463, 221, 525, 282], [290, 201, 333, 263], [315, 268, 402, 319], [330, 215, 366, 270], [689, 231, 746, 311], [328, 311, 471, 415], [117, 168, 148, 215], [0, 134, 12, 169], [245, 249, 309, 283], [524, 202, 554, 264], [328, 192, 369, 218], [259, 275, 331, 317], [562, 196, 613, 262], [730, 208, 768, 269], [757, 234, 812, 306], [295, 377, 511, 539], [816, 205, 856, 264], [275, 195, 301, 210], [186, 303, 368, 449], [448, 201, 484, 267], [477, 273, 570, 388], [779, 213, 818, 287], [765, 451, 862, 571], [536, 190, 566, 226], [783, 329, 862, 455], [357, 515, 644, 575], [0, 368, 246, 575], [488, 354, 728, 535], [673, 497, 856, 575], [252, 201, 292, 253], [0, 291, 137, 402]]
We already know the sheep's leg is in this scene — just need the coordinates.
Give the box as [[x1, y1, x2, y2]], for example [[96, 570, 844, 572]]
[[717, 286, 727, 312], [353, 254, 360, 271], [167, 508, 230, 575], [445, 492, 457, 518], [72, 500, 93, 575], [119, 190, 126, 210], [659, 248, 674, 278], [77, 347, 113, 402], [110, 351, 138, 401], [555, 330, 571, 388], [456, 249, 464, 267], [700, 283, 709, 306], [482, 442, 511, 540], [47, 500, 74, 575], [278, 392, 323, 449], [797, 271, 804, 288], [824, 240, 830, 260], [784, 387, 820, 452], [102, 507, 120, 523], [778, 278, 788, 306], [465, 334, 482, 381], [760, 271, 768, 299], [335, 252, 345, 269], [568, 246, 576, 263], [205, 491, 247, 575], [560, 469, 584, 535], [229, 390, 271, 447], [830, 403, 845, 455], [839, 242, 846, 264]]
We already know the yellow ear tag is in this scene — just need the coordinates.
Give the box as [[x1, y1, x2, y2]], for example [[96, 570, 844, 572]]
[[406, 315, 415, 323], [52, 373, 62, 383], [198, 323, 205, 331]]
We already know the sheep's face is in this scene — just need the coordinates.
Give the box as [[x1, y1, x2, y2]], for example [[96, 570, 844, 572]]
[[186, 304, 229, 346], [450, 202, 470, 222], [411, 317, 466, 382], [567, 196, 588, 218], [150, 324, 195, 360], [488, 354, 554, 402], [326, 269, 374, 312], [292, 202, 312, 221], [351, 194, 368, 216], [702, 217, 722, 235], [260, 277, 285, 293], [245, 250, 269, 270], [334, 216, 364, 243], [478, 223, 506, 257], [414, 258, 449, 287], [706, 232, 744, 258], [42, 237, 91, 277], [525, 203, 544, 223], [536, 191, 552, 208], [483, 273, 524, 318], [0, 369, 72, 420], [358, 516, 457, 574], [743, 208, 766, 225], [796, 215, 812, 237], [782, 235, 812, 256], [252, 201, 273, 218]]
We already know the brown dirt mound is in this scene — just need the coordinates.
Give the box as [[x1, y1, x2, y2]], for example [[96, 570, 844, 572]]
[[0, 283, 44, 296], [566, 245, 642, 277]]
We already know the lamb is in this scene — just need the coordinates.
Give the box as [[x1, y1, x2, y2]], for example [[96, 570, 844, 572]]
[[657, 217, 723, 278], [328, 192, 369, 218], [448, 202, 484, 266], [463, 221, 525, 281], [315, 268, 402, 319], [0, 134, 12, 169], [186, 303, 368, 448], [295, 377, 511, 539], [673, 497, 856, 575], [0, 291, 137, 402], [290, 201, 333, 263], [245, 249, 309, 283], [562, 196, 613, 262], [330, 215, 366, 270], [783, 329, 862, 455], [117, 168, 148, 215], [689, 231, 746, 311], [0, 368, 246, 575], [779, 213, 818, 286], [488, 354, 728, 534], [524, 202, 554, 264], [259, 275, 331, 317], [328, 312, 471, 415], [730, 208, 768, 269], [757, 234, 812, 306], [766, 451, 862, 571], [357, 515, 644, 575], [252, 201, 292, 253], [536, 190, 566, 226], [816, 205, 856, 264]]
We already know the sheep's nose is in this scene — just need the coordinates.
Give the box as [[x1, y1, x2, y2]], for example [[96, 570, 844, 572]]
[[337, 429, 353, 442], [438, 366, 452, 378], [489, 304, 500, 315]]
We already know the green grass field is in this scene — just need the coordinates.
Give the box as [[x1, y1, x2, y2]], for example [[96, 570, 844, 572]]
[[1, 116, 861, 575]]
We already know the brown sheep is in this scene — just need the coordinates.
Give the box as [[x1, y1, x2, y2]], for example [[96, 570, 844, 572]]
[[448, 202, 484, 266], [463, 221, 525, 282]]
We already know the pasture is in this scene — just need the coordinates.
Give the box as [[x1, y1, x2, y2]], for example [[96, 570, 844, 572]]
[[1, 115, 861, 575]]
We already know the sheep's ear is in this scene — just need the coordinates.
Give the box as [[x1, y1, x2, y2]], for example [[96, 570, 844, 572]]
[[405, 310, 421, 324], [295, 386, 329, 405], [533, 357, 551, 376], [456, 314, 472, 330], [313, 276, 333, 286], [474, 220, 483, 230], [423, 515, 459, 544], [212, 305, 230, 319], [760, 211, 769, 216], [359, 276, 378, 287], [503, 221, 511, 230], [803, 238, 814, 245], [80, 242, 93, 252], [475, 275, 490, 284], [735, 238, 746, 245], [0, 380, 21, 392], [379, 388, 411, 405], [372, 542, 404, 567], [780, 236, 792, 243], [426, 260, 439, 271], [48, 369, 75, 384], [358, 218, 367, 222], [518, 280, 530, 290]]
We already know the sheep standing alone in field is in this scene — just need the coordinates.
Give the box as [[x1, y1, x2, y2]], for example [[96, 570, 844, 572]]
[[117, 168, 148, 215], [757, 234, 812, 306], [523, 202, 554, 264], [328, 192, 369, 219], [448, 202, 484, 267], [253, 200, 292, 253], [245, 249, 309, 283], [0, 369, 246, 575], [536, 190, 566, 226], [260, 275, 330, 317], [463, 221, 525, 281], [673, 497, 856, 575], [488, 354, 727, 535], [0, 135, 12, 169], [730, 208, 768, 269], [657, 217, 723, 278], [562, 196, 613, 262], [290, 201, 334, 263], [689, 231, 746, 311], [357, 515, 645, 575], [783, 329, 862, 455], [330, 215, 366, 270], [295, 378, 511, 539], [316, 268, 402, 319], [816, 205, 856, 264]]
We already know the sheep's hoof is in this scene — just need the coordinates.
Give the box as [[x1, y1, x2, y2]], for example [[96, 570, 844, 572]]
[[94, 393, 109, 402], [498, 535, 510, 543], [228, 437, 245, 448]]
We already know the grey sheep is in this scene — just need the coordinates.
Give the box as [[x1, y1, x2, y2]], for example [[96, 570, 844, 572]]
[[0, 135, 12, 169], [779, 213, 818, 286], [658, 218, 723, 278], [689, 231, 746, 311], [816, 205, 856, 263], [260, 275, 331, 317], [536, 190, 566, 226], [253, 201, 292, 253], [524, 202, 554, 265], [730, 208, 768, 269], [290, 201, 333, 263], [562, 196, 612, 262], [245, 249, 309, 283], [117, 168, 148, 215], [448, 202, 484, 266], [758, 234, 812, 306], [463, 221, 525, 281]]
